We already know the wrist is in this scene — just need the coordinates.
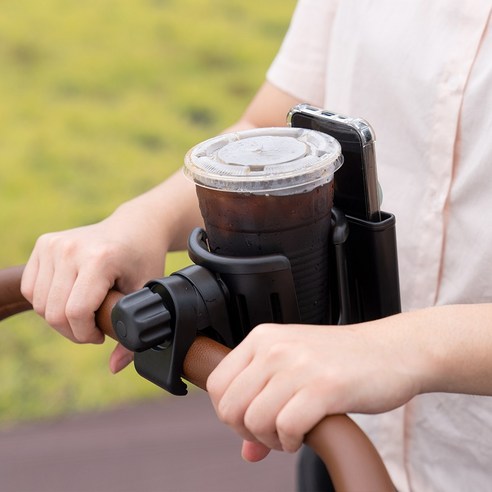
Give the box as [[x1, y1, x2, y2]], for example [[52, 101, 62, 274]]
[[110, 199, 171, 250], [359, 312, 436, 401]]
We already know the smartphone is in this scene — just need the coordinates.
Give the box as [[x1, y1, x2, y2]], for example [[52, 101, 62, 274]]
[[288, 104, 381, 222]]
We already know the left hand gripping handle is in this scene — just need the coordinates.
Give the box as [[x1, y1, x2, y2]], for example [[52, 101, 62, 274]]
[[0, 264, 123, 339]]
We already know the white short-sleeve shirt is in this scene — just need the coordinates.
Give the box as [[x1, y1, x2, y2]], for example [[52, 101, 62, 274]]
[[268, 1, 492, 490]]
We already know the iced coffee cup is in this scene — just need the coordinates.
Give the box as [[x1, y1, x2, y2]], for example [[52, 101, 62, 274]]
[[184, 127, 343, 324]]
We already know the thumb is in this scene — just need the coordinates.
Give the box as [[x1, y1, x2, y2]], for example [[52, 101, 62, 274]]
[[109, 343, 134, 374], [241, 440, 272, 462]]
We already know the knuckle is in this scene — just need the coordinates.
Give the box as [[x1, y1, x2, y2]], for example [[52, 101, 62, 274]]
[[88, 243, 120, 266], [244, 409, 268, 436], [276, 414, 296, 439], [20, 282, 33, 302], [217, 400, 240, 427], [64, 304, 98, 344], [65, 301, 86, 324], [276, 416, 302, 452], [31, 299, 46, 318], [40, 232, 69, 251], [205, 375, 220, 396], [250, 323, 274, 340], [33, 232, 54, 248], [262, 341, 292, 365], [44, 307, 68, 330]]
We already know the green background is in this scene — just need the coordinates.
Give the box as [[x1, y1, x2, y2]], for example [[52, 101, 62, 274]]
[[0, 0, 295, 424]]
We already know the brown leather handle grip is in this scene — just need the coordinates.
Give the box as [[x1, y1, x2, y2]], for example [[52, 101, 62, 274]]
[[0, 265, 394, 492], [0, 265, 33, 321], [184, 336, 395, 492], [0, 265, 124, 341]]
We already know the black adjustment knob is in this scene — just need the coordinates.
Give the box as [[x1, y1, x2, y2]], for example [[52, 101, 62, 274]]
[[111, 287, 172, 352]]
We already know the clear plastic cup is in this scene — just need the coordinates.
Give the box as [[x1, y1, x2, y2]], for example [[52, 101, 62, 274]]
[[184, 127, 343, 324]]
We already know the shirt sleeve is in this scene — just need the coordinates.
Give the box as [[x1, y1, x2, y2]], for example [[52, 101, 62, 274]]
[[266, 0, 339, 106]]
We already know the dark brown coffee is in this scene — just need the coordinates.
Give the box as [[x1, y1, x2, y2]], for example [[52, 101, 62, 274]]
[[196, 182, 334, 323]]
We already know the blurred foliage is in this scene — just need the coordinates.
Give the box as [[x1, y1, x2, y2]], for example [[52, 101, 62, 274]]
[[0, 0, 295, 424]]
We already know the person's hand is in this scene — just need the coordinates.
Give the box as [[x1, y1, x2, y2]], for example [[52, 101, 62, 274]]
[[20, 169, 205, 373], [21, 206, 168, 371], [207, 318, 425, 461]]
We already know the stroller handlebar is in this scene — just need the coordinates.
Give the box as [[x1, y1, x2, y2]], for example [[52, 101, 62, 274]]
[[0, 265, 394, 492]]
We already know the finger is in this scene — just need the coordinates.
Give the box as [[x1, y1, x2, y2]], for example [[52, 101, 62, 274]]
[[206, 338, 255, 399], [243, 373, 298, 451], [30, 257, 55, 317], [44, 266, 78, 341], [206, 326, 275, 402], [210, 358, 271, 444], [241, 440, 271, 462], [65, 268, 112, 344], [109, 344, 134, 374], [20, 254, 40, 303], [275, 386, 328, 453]]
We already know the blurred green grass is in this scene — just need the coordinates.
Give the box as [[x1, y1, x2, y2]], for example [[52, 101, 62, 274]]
[[0, 0, 295, 423]]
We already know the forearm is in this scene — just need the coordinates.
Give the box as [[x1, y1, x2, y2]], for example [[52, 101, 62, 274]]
[[409, 303, 492, 396], [370, 303, 492, 398], [111, 169, 203, 252], [111, 81, 302, 252]]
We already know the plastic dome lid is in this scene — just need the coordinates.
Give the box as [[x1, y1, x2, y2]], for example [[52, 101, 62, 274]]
[[184, 127, 343, 195]]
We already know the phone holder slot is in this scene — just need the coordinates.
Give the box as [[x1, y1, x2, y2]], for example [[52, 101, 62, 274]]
[[331, 210, 401, 325]]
